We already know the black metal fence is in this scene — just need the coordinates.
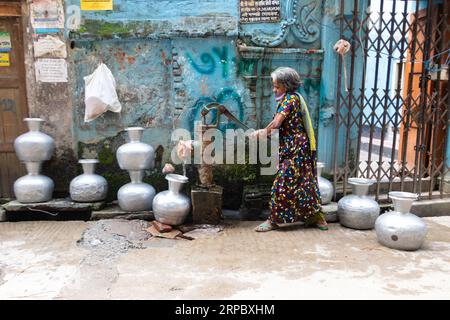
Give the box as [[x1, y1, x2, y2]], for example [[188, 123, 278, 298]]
[[333, 0, 449, 201]]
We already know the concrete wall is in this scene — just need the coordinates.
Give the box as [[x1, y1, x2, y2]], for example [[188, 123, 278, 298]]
[[64, 0, 326, 162], [22, 0, 334, 197], [21, 2, 76, 193], [66, 1, 244, 167]]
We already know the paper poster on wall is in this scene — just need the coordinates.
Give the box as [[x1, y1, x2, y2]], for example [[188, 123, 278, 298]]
[[81, 0, 113, 11], [30, 0, 65, 33], [0, 32, 12, 52], [35, 58, 68, 82], [240, 0, 281, 23], [0, 53, 10, 67], [33, 35, 67, 58]]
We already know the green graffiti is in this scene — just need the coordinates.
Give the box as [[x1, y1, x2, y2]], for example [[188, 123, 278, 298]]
[[212, 46, 229, 78]]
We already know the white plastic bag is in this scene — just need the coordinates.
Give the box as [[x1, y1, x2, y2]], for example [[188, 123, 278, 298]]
[[83, 63, 122, 122]]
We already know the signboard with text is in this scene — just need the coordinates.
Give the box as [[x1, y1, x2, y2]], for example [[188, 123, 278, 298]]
[[0, 32, 11, 52], [81, 0, 113, 11], [0, 53, 10, 67], [240, 0, 281, 23]]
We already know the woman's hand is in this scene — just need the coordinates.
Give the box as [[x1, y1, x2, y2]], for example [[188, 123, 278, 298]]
[[250, 129, 266, 138]]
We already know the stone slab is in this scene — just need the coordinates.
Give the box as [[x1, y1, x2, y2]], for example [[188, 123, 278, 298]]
[[322, 202, 338, 222], [411, 198, 450, 217], [91, 205, 154, 221], [0, 207, 6, 222], [2, 198, 106, 212]]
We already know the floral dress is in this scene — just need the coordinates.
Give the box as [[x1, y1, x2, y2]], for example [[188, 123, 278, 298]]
[[269, 93, 323, 224]]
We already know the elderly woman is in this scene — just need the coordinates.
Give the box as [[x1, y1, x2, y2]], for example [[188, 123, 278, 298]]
[[253, 67, 328, 232]]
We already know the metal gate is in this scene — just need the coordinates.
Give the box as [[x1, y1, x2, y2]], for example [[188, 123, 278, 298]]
[[333, 0, 449, 201]]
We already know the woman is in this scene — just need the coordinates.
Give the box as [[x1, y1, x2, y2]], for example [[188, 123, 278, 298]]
[[253, 67, 328, 232]]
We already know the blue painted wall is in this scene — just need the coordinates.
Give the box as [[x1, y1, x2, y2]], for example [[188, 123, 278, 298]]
[[69, 39, 174, 150], [66, 0, 238, 21], [172, 37, 248, 133], [64, 0, 328, 168]]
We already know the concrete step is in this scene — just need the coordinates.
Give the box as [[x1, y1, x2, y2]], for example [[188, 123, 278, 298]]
[[410, 199, 450, 217], [2, 198, 105, 211], [1, 198, 106, 221]]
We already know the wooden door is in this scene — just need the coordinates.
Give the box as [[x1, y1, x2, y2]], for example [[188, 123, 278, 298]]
[[0, 2, 28, 198]]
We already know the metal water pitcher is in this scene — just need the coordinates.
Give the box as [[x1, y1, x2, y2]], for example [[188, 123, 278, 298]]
[[116, 127, 155, 170], [375, 191, 427, 251], [317, 162, 333, 205], [116, 127, 156, 211], [14, 162, 54, 203], [153, 174, 190, 226], [13, 118, 55, 203], [14, 118, 55, 162], [118, 170, 156, 211], [70, 159, 108, 202], [338, 178, 380, 229]]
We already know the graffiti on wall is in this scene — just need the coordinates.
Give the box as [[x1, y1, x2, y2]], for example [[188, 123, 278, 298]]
[[183, 87, 245, 133], [186, 46, 237, 79]]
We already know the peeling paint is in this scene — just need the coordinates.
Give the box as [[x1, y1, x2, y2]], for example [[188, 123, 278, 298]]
[[18, 0, 330, 199]]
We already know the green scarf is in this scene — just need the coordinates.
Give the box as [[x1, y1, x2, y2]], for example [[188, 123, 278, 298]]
[[293, 92, 316, 155]]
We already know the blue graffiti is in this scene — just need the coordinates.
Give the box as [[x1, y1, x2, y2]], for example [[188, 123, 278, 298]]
[[186, 87, 245, 133], [187, 46, 230, 79], [186, 52, 215, 75]]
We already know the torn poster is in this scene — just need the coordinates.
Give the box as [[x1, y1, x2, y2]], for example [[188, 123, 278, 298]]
[[0, 53, 10, 67], [30, 0, 65, 33], [81, 0, 113, 11], [0, 32, 11, 52], [33, 35, 67, 58], [35, 58, 68, 82]]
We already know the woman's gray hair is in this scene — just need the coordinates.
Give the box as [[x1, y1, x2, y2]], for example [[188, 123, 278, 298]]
[[271, 67, 302, 92]]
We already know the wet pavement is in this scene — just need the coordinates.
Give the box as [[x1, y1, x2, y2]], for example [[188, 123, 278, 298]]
[[0, 217, 449, 299]]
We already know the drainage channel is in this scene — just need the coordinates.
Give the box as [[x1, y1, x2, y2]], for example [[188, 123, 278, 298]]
[[5, 210, 91, 221]]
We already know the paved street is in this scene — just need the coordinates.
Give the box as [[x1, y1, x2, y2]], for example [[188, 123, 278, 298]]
[[0, 217, 449, 299]]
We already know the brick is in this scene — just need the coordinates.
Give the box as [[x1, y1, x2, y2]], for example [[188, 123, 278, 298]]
[[152, 220, 173, 233]]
